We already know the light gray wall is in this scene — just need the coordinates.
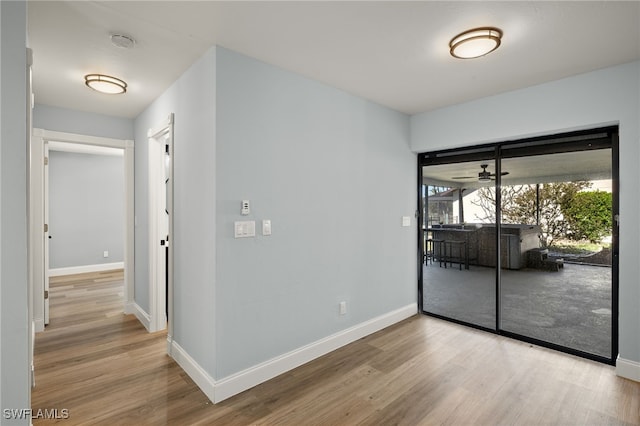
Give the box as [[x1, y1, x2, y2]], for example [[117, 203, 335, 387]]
[[48, 151, 124, 269], [133, 46, 416, 382], [0, 1, 30, 422], [33, 104, 134, 141], [215, 48, 416, 378], [411, 60, 640, 364], [134, 47, 216, 370]]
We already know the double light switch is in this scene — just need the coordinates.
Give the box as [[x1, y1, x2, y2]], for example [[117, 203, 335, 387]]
[[234, 221, 255, 238]]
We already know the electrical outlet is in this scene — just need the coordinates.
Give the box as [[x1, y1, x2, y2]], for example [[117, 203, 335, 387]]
[[103, 250, 109, 258], [339, 301, 347, 315]]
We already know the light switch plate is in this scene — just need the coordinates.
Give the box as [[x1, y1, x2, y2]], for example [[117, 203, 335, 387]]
[[402, 216, 411, 227], [234, 221, 255, 238], [262, 219, 272, 236]]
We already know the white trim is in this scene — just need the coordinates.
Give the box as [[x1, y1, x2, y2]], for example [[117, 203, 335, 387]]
[[167, 335, 174, 355], [30, 133, 46, 329], [34, 318, 44, 333], [214, 303, 416, 402], [148, 113, 174, 139], [167, 303, 417, 404], [170, 340, 216, 402], [33, 128, 129, 150], [44, 142, 50, 325], [49, 262, 124, 277], [125, 302, 151, 332], [123, 142, 135, 312], [616, 356, 640, 382], [48, 141, 123, 157], [30, 128, 135, 335]]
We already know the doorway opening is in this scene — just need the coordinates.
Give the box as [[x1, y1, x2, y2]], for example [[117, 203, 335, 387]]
[[30, 129, 135, 333], [418, 126, 618, 364], [46, 141, 125, 328]]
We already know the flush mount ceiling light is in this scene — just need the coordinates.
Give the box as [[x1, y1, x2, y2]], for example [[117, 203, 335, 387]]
[[84, 74, 127, 94], [449, 27, 503, 59]]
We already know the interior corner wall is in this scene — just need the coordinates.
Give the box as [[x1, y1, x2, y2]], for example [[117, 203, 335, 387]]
[[410, 60, 640, 365], [0, 0, 30, 422], [215, 47, 416, 379], [48, 151, 124, 269], [33, 104, 134, 141], [133, 47, 216, 372]]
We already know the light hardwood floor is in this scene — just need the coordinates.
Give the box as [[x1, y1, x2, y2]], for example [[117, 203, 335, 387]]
[[32, 270, 640, 425]]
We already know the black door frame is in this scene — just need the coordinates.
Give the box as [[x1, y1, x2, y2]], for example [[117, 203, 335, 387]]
[[417, 126, 619, 365]]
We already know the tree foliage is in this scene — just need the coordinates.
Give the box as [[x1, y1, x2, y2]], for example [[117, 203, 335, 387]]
[[471, 181, 594, 247], [562, 190, 612, 243]]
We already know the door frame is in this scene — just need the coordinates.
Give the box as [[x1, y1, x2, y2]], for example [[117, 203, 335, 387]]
[[417, 126, 619, 365], [43, 142, 50, 326], [30, 128, 134, 332], [147, 113, 174, 337]]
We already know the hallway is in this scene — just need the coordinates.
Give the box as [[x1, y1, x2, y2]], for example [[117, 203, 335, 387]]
[[31, 270, 209, 424]]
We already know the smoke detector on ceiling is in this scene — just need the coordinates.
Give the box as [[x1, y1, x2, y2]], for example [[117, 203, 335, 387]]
[[110, 33, 135, 49]]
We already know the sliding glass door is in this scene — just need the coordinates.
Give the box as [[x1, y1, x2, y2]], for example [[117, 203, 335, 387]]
[[499, 147, 615, 359], [418, 127, 618, 364], [421, 156, 497, 329]]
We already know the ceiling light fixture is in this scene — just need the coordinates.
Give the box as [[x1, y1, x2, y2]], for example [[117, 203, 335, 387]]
[[84, 74, 127, 95], [449, 27, 503, 59]]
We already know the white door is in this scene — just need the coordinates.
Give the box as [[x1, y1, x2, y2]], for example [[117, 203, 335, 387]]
[[44, 142, 50, 325], [148, 115, 173, 333]]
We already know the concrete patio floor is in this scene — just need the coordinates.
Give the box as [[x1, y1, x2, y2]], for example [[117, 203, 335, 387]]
[[422, 262, 612, 358]]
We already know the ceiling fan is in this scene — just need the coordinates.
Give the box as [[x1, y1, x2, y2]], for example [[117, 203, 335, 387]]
[[452, 164, 509, 182]]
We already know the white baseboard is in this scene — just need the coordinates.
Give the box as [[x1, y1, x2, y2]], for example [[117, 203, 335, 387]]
[[49, 262, 124, 277], [167, 335, 173, 355], [34, 317, 45, 333], [170, 340, 216, 403], [616, 356, 640, 382], [167, 303, 415, 404], [214, 303, 416, 402], [125, 302, 151, 332]]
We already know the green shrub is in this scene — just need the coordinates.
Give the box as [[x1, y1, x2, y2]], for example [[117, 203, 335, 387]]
[[562, 190, 612, 243]]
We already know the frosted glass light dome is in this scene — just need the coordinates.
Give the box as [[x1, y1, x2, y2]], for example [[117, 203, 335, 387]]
[[449, 27, 503, 59], [84, 74, 127, 94]]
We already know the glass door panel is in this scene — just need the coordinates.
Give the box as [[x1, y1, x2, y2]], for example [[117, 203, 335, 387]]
[[499, 149, 613, 358], [421, 159, 497, 329]]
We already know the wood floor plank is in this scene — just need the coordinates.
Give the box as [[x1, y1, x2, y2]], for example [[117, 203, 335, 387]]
[[32, 270, 640, 425]]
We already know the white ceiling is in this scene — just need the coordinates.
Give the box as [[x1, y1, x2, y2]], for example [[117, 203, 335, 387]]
[[28, 1, 640, 119]]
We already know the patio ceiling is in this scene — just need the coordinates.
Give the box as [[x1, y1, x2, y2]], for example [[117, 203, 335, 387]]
[[422, 149, 612, 190]]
